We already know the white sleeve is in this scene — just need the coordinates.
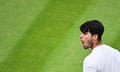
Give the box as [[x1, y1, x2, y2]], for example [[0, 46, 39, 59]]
[[83, 59, 97, 72]]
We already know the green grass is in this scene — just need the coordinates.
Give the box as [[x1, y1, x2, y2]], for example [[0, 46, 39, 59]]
[[0, 0, 120, 72]]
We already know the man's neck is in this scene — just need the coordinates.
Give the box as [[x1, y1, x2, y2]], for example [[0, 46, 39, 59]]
[[92, 41, 103, 49]]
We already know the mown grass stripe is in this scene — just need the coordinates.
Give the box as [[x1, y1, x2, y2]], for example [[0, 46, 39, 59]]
[[0, 0, 92, 72], [0, 0, 49, 63]]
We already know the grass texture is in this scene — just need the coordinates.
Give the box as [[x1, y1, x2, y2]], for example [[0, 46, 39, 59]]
[[0, 0, 120, 72]]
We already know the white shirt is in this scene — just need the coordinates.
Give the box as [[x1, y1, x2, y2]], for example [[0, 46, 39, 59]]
[[83, 44, 120, 72]]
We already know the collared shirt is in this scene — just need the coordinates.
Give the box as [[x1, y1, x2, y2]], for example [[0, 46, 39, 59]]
[[83, 44, 120, 72]]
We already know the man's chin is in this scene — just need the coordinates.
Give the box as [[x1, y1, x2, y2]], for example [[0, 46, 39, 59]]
[[82, 46, 89, 49], [84, 47, 89, 49]]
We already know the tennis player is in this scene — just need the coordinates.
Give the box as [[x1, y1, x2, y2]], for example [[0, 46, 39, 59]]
[[80, 20, 120, 72]]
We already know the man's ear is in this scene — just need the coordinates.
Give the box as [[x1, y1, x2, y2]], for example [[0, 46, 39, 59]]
[[92, 34, 98, 41]]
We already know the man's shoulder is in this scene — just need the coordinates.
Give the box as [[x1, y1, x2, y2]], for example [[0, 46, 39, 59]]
[[84, 53, 98, 64], [84, 54, 98, 67], [102, 44, 120, 54]]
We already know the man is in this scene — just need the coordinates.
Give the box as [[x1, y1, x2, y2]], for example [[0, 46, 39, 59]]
[[79, 20, 120, 72]]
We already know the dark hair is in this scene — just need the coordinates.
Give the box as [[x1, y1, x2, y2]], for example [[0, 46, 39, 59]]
[[80, 20, 104, 41]]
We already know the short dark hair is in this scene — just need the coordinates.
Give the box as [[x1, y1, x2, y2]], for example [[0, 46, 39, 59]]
[[80, 20, 104, 41]]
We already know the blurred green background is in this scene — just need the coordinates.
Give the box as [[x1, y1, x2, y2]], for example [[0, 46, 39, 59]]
[[0, 0, 120, 72]]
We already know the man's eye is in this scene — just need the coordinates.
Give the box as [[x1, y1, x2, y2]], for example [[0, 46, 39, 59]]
[[84, 33, 87, 35]]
